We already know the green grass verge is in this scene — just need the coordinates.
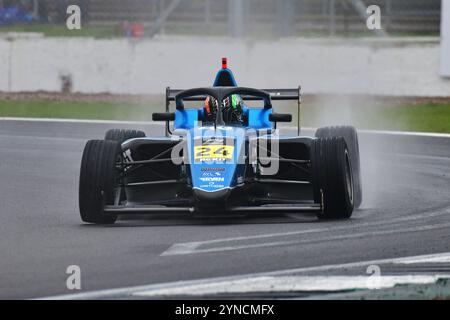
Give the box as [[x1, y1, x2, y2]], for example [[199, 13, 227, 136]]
[[0, 100, 156, 121], [0, 99, 449, 133], [300, 103, 450, 133], [0, 24, 120, 38]]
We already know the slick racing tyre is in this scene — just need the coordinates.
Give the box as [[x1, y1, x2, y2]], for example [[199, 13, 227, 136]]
[[315, 126, 362, 208], [104, 129, 145, 144], [79, 140, 122, 224], [311, 137, 354, 219]]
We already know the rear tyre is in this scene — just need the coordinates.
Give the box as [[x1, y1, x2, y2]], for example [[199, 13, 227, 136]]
[[104, 129, 145, 143], [315, 126, 362, 208], [79, 140, 122, 224], [311, 137, 354, 219]]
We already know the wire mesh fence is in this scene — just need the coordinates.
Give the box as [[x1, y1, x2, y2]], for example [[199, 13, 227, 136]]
[[0, 0, 442, 37]]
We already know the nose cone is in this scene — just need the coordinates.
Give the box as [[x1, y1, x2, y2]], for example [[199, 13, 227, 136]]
[[193, 188, 231, 203]]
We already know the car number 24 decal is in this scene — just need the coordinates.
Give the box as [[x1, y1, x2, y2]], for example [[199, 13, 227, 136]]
[[194, 145, 234, 161]]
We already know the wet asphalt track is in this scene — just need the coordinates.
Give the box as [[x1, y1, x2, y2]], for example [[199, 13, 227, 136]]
[[0, 119, 449, 299]]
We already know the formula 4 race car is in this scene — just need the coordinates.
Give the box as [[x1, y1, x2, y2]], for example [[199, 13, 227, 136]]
[[79, 58, 362, 224]]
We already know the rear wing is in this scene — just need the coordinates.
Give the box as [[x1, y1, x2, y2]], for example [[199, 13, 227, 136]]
[[166, 87, 300, 103], [164, 86, 302, 135]]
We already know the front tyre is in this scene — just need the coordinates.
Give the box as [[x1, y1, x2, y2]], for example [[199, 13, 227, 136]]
[[311, 137, 354, 219], [79, 140, 122, 224], [315, 126, 362, 208]]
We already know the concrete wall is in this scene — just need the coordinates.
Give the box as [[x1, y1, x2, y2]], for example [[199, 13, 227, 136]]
[[1, 35, 449, 96], [440, 0, 450, 77]]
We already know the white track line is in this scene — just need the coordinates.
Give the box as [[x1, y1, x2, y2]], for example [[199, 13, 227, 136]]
[[394, 253, 450, 265], [358, 129, 450, 138], [0, 117, 159, 125], [162, 206, 450, 256], [37, 251, 450, 300], [0, 117, 449, 138], [132, 275, 450, 297], [162, 221, 450, 256]]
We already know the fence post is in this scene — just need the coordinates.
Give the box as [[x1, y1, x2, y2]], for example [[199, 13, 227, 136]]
[[386, 0, 392, 31], [329, 0, 336, 36], [205, 0, 211, 28], [229, 0, 245, 38], [278, 0, 294, 37]]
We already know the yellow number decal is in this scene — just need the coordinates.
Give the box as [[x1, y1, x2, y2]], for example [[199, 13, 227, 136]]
[[194, 145, 234, 160]]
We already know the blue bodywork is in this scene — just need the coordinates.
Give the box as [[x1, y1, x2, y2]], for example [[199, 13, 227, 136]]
[[173, 66, 273, 196]]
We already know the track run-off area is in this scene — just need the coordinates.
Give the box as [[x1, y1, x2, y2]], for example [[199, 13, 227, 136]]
[[0, 118, 449, 299]]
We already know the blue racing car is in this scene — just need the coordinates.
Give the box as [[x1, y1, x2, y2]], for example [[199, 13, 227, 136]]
[[79, 58, 362, 224]]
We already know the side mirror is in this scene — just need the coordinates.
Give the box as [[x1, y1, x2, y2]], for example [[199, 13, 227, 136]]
[[152, 112, 175, 121], [269, 113, 292, 123]]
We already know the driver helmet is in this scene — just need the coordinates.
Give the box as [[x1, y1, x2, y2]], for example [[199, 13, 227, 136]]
[[204, 94, 243, 122]]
